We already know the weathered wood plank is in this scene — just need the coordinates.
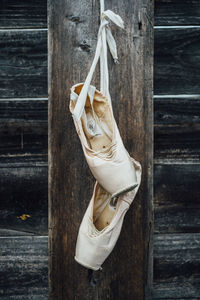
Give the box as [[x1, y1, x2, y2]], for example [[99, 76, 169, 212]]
[[154, 206, 200, 234], [48, 0, 154, 299], [1, 27, 199, 98], [0, 228, 35, 236], [0, 296, 47, 300], [154, 163, 200, 206], [154, 27, 200, 95], [0, 134, 47, 155], [0, 160, 198, 236], [3, 96, 200, 129], [153, 233, 200, 299], [1, 234, 199, 299], [154, 163, 200, 234], [0, 236, 48, 299], [0, 30, 47, 98], [154, 96, 200, 125], [1, 96, 200, 158], [154, 125, 200, 160], [2, 96, 200, 158], [0, 0, 47, 29], [0, 99, 48, 128], [1, 0, 200, 29], [0, 99, 48, 155], [0, 156, 48, 235], [154, 95, 200, 159], [154, 96, 200, 159], [155, 0, 200, 26]]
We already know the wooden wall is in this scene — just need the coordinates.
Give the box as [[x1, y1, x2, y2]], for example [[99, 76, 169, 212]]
[[153, 1, 200, 298], [0, 0, 199, 299], [0, 1, 48, 299]]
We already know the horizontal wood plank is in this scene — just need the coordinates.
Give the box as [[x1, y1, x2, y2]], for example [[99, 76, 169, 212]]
[[0, 99, 48, 128], [0, 134, 47, 156], [1, 233, 199, 299], [0, 161, 198, 237], [155, 206, 200, 234], [154, 163, 200, 233], [0, 30, 47, 98], [153, 233, 200, 299], [1, 28, 199, 98], [2, 0, 200, 29], [0, 158, 199, 236], [154, 96, 200, 159], [0, 236, 48, 299], [154, 96, 200, 125], [0, 99, 48, 155], [0, 156, 48, 235], [154, 125, 200, 160], [0, 0, 47, 29], [155, 0, 200, 26], [0, 228, 35, 236], [154, 27, 200, 95], [1, 96, 200, 158], [154, 163, 200, 206]]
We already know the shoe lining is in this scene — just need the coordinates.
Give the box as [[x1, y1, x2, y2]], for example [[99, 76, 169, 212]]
[[93, 183, 119, 231], [74, 84, 113, 152]]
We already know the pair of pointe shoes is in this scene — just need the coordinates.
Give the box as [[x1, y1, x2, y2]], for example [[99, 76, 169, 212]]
[[70, 83, 142, 271]]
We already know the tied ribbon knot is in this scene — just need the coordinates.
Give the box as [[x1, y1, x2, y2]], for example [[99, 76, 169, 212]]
[[72, 8, 124, 121], [99, 10, 124, 63]]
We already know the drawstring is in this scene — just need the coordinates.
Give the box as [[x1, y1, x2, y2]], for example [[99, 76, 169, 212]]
[[73, 1, 124, 121]]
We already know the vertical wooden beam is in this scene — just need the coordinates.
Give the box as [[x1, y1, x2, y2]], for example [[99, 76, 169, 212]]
[[48, 0, 154, 299]]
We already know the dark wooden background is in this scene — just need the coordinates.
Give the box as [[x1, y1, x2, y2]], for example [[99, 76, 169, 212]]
[[0, 0, 200, 299], [48, 0, 153, 299]]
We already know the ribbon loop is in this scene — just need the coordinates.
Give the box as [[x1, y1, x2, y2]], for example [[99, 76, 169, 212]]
[[72, 4, 124, 121], [102, 10, 124, 29], [101, 10, 124, 63]]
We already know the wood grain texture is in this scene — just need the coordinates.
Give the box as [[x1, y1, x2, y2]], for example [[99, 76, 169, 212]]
[[1, 27, 199, 98], [0, 236, 48, 299], [155, 0, 200, 26], [0, 159, 198, 238], [0, 99, 48, 129], [1, 234, 199, 300], [154, 163, 200, 207], [48, 0, 153, 299], [154, 96, 200, 159], [0, 99, 48, 155], [0, 134, 47, 156], [0, 30, 47, 98], [1, 234, 199, 299], [0, 156, 48, 235], [154, 27, 200, 95], [154, 96, 200, 126], [154, 163, 200, 234], [155, 206, 200, 234], [0, 228, 35, 236], [154, 126, 200, 160], [0, 0, 47, 29], [153, 233, 200, 299], [1, 96, 200, 158]]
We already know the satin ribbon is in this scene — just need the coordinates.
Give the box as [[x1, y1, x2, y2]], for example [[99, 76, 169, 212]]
[[73, 4, 124, 121]]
